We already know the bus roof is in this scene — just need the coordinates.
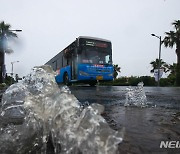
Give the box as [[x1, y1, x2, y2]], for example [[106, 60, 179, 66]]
[[78, 36, 111, 43]]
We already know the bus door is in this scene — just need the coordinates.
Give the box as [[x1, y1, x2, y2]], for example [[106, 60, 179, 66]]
[[71, 55, 77, 80]]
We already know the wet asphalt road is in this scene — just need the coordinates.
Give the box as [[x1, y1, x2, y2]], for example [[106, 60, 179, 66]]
[[70, 86, 180, 154], [0, 85, 180, 154]]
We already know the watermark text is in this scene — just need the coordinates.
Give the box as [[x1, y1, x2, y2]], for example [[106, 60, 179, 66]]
[[160, 141, 180, 148]]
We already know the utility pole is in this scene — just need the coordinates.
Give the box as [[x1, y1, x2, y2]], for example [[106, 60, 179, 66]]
[[11, 61, 19, 84], [151, 34, 162, 87]]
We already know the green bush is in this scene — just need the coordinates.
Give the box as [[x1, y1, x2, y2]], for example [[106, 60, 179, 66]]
[[128, 76, 141, 86], [0, 83, 6, 89], [99, 75, 177, 87], [5, 75, 15, 85], [159, 78, 171, 87], [139, 76, 156, 86], [100, 76, 157, 86], [175, 64, 180, 86]]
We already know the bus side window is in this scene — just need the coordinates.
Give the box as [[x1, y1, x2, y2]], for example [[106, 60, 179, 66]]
[[57, 58, 61, 69], [67, 58, 69, 65], [64, 58, 67, 67], [62, 56, 63, 67], [52, 61, 57, 71], [62, 55, 66, 67]]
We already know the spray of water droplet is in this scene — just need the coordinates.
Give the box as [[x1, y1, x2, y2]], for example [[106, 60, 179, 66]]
[[0, 65, 123, 154], [124, 82, 147, 107]]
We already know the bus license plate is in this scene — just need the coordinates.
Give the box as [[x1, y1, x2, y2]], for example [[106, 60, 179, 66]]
[[96, 76, 103, 80]]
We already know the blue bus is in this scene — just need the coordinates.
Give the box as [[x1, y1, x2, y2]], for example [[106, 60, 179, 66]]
[[46, 36, 114, 86]]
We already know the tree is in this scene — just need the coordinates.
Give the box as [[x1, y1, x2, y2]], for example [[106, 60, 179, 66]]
[[150, 58, 169, 73], [168, 63, 177, 75], [0, 21, 18, 83], [167, 63, 177, 86], [113, 64, 121, 79], [163, 20, 180, 86]]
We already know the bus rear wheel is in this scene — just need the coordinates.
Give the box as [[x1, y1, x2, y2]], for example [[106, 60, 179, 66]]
[[63, 73, 71, 86]]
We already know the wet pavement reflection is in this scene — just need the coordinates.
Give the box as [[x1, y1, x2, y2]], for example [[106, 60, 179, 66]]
[[70, 85, 180, 154]]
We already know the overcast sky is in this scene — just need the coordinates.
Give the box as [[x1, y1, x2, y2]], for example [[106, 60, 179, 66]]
[[0, 0, 180, 77]]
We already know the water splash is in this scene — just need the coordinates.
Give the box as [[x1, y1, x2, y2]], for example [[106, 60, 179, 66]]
[[124, 82, 147, 107], [0, 65, 123, 154]]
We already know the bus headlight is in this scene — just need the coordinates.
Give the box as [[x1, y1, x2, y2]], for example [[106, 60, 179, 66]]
[[108, 73, 113, 77], [79, 71, 89, 76]]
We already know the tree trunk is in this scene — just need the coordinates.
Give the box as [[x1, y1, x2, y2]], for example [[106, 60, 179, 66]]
[[0, 50, 5, 83], [176, 48, 180, 86]]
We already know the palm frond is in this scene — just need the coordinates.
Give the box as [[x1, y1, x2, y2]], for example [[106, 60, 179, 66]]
[[163, 31, 176, 48], [150, 58, 169, 73], [0, 21, 18, 52], [172, 20, 180, 31], [5, 48, 14, 54], [0, 21, 17, 37], [6, 31, 17, 38], [0, 21, 11, 32]]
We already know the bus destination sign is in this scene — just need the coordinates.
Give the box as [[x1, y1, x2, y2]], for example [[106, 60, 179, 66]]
[[86, 41, 107, 48]]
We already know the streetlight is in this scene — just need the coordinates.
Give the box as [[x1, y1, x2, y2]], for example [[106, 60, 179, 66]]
[[151, 33, 162, 87], [0, 29, 22, 83], [11, 60, 19, 84]]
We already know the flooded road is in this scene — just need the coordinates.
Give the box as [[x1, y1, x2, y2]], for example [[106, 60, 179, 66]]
[[70, 86, 180, 154], [0, 65, 179, 154]]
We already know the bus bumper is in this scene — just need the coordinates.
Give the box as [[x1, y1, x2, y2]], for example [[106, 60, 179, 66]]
[[77, 74, 113, 81]]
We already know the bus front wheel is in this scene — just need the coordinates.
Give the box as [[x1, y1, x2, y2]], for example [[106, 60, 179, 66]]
[[63, 73, 71, 86]]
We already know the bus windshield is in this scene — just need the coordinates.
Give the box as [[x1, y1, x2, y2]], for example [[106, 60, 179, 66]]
[[79, 47, 112, 64]]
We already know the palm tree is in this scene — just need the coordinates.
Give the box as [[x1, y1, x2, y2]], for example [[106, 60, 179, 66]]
[[0, 21, 18, 83], [150, 58, 169, 73], [0, 21, 18, 52], [113, 64, 121, 79], [168, 63, 177, 76], [163, 20, 180, 86]]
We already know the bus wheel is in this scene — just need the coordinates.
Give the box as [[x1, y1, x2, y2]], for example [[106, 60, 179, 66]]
[[89, 81, 97, 87], [63, 73, 70, 86]]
